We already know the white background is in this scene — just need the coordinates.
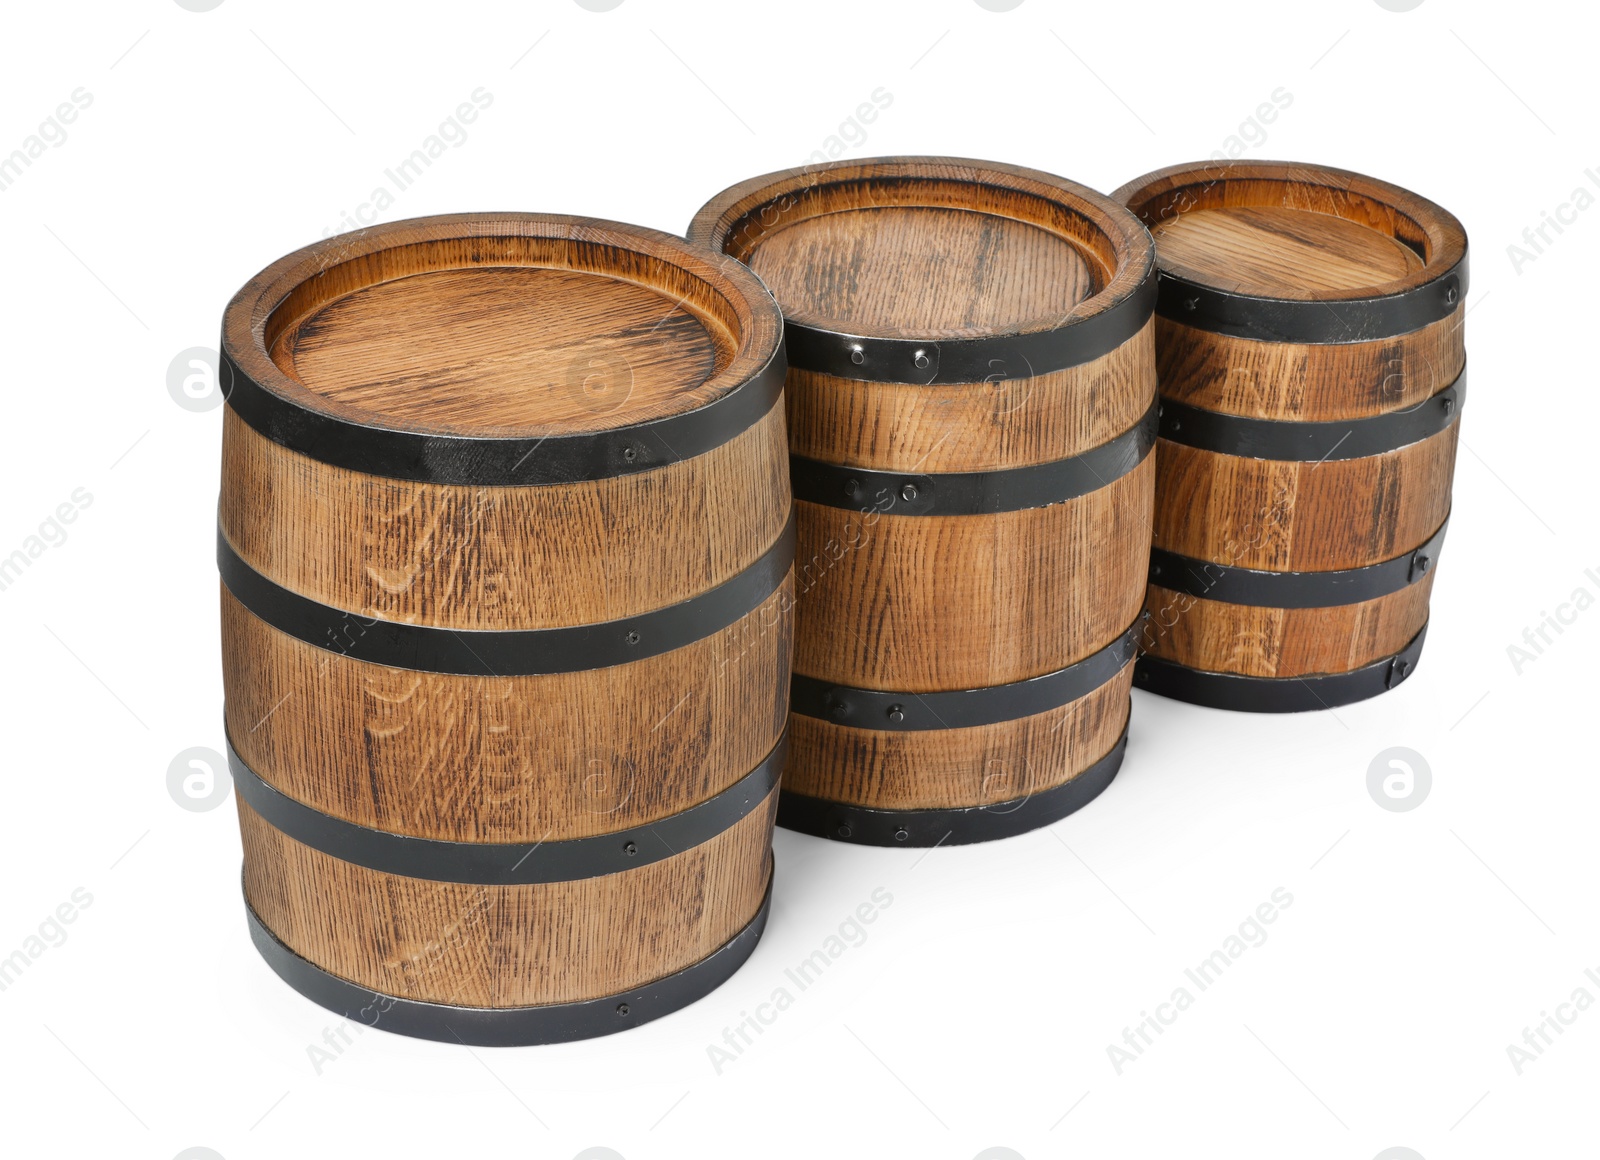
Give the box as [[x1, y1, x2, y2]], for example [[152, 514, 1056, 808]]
[[0, 1, 1593, 1157]]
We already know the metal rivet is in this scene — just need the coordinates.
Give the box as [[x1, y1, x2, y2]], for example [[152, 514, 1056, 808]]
[[887, 704, 905, 723], [616, 1003, 630, 1016], [1415, 553, 1432, 574], [1183, 297, 1199, 311], [837, 824, 853, 838], [899, 483, 918, 502], [625, 630, 640, 645], [1444, 282, 1459, 306], [624, 841, 638, 856], [844, 477, 860, 496], [849, 344, 865, 365], [913, 350, 930, 370], [1442, 396, 1455, 416], [622, 446, 637, 462], [829, 700, 849, 721], [1170, 420, 1181, 431], [894, 828, 909, 842]]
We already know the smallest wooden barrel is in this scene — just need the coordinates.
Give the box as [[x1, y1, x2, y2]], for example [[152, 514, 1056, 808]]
[[1113, 161, 1467, 711]]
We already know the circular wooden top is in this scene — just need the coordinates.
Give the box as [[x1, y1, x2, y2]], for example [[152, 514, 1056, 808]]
[[1112, 160, 1466, 303], [222, 214, 783, 439], [688, 157, 1153, 343]]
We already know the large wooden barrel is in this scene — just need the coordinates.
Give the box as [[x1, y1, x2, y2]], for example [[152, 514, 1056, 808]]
[[689, 158, 1157, 846], [1113, 161, 1466, 711], [218, 214, 793, 1044]]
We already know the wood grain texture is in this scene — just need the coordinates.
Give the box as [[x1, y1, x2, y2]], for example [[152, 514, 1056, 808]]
[[1154, 313, 1464, 422], [223, 577, 791, 842], [226, 216, 783, 439], [221, 212, 792, 1010], [784, 663, 1132, 811], [786, 319, 1155, 472], [1142, 576, 1434, 679], [240, 793, 775, 1008], [688, 157, 1154, 346], [1152, 428, 1457, 572], [271, 266, 720, 434], [1117, 160, 1464, 684], [794, 458, 1153, 691], [219, 404, 790, 630], [747, 205, 1096, 334], [1112, 159, 1466, 302], [1151, 206, 1423, 296], [693, 159, 1156, 812]]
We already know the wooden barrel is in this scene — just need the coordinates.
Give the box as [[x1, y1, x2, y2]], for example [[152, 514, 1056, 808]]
[[217, 213, 793, 1044], [1112, 161, 1466, 711], [689, 158, 1157, 846]]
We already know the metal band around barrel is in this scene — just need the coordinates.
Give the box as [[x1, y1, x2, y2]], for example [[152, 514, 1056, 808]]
[[778, 720, 1128, 847], [1134, 623, 1429, 713], [1148, 517, 1447, 610], [791, 397, 1157, 516], [782, 264, 1156, 385], [217, 511, 795, 676], [790, 620, 1139, 731], [1155, 255, 1468, 344], [1158, 367, 1465, 462], [227, 728, 784, 885], [244, 864, 773, 1046], [219, 343, 787, 486]]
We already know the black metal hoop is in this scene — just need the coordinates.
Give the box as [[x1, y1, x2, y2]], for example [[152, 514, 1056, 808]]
[[777, 721, 1128, 847], [220, 343, 787, 487], [218, 512, 795, 676], [1157, 368, 1464, 462], [1154, 256, 1467, 345], [789, 621, 1139, 731], [1148, 518, 1446, 610], [243, 866, 773, 1046], [781, 264, 1156, 384], [790, 398, 1157, 516], [228, 729, 784, 885], [1134, 623, 1428, 712]]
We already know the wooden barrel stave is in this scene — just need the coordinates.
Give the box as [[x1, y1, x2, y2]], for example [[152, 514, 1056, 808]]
[[691, 158, 1158, 843], [1115, 160, 1467, 711], [219, 213, 792, 1042]]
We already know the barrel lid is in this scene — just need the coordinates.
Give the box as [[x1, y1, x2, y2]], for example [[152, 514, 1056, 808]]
[[1113, 160, 1468, 344], [220, 214, 785, 485], [688, 157, 1155, 384]]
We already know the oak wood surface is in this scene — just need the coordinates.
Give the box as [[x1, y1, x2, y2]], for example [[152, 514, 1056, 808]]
[[784, 664, 1132, 811], [221, 212, 791, 1006], [693, 159, 1156, 811], [271, 266, 721, 435], [747, 205, 1096, 335], [794, 459, 1152, 691], [1150, 205, 1424, 297], [220, 405, 790, 630], [1116, 161, 1464, 683], [240, 793, 775, 1008], [1142, 577, 1434, 679], [223, 578, 791, 842]]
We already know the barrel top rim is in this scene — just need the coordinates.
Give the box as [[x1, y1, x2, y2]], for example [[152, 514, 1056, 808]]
[[220, 212, 785, 440], [1111, 158, 1468, 305], [686, 155, 1156, 346]]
